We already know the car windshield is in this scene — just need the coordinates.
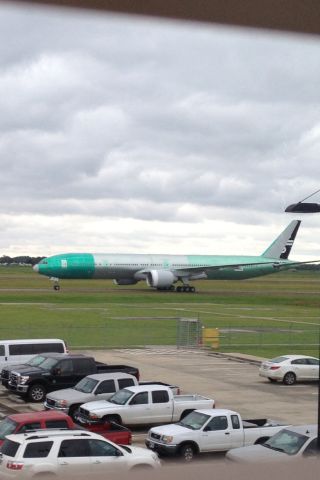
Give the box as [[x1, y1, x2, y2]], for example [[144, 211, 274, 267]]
[[75, 377, 98, 393], [108, 389, 134, 405], [37, 357, 59, 371], [26, 355, 47, 367], [177, 411, 210, 430], [0, 418, 18, 440], [263, 429, 309, 455]]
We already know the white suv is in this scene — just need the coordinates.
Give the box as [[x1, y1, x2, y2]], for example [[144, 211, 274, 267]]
[[0, 429, 161, 478]]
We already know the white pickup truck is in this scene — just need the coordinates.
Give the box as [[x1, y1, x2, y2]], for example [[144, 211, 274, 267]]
[[145, 408, 289, 461], [76, 384, 215, 426]]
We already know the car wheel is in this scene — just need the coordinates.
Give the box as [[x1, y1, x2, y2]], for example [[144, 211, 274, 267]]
[[69, 404, 80, 420], [267, 377, 277, 382], [179, 443, 196, 462], [131, 465, 154, 471], [103, 415, 122, 425], [28, 384, 46, 402], [283, 372, 296, 385], [33, 474, 56, 479]]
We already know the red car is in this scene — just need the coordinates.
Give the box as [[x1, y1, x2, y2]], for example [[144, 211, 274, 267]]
[[0, 410, 132, 446]]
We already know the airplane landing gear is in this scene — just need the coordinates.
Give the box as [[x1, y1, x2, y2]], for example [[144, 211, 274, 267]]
[[156, 285, 195, 293], [50, 277, 60, 291], [176, 285, 196, 293]]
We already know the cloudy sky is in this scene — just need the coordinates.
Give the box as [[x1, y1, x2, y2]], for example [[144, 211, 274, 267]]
[[1, 3, 320, 259]]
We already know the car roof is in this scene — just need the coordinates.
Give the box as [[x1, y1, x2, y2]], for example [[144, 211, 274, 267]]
[[270, 355, 318, 361], [0, 339, 64, 345], [33, 353, 89, 359], [193, 408, 238, 416], [123, 384, 169, 392], [5, 429, 99, 443], [7, 411, 70, 423], [87, 372, 136, 381]]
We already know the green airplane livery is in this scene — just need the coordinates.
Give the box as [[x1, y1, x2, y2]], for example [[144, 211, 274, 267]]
[[33, 220, 314, 293]]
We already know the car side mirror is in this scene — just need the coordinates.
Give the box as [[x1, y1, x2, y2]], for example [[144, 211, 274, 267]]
[[52, 368, 61, 375]]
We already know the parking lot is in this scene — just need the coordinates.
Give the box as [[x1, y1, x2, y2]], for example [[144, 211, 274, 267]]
[[0, 347, 318, 431]]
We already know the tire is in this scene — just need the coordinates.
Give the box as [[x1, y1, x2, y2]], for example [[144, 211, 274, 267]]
[[179, 443, 196, 462], [283, 372, 296, 385], [69, 404, 80, 420], [33, 474, 56, 479], [103, 415, 122, 425], [268, 377, 277, 383], [131, 465, 153, 471], [28, 384, 47, 402]]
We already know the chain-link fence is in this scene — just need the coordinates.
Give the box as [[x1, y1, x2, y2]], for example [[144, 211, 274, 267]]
[[0, 320, 318, 356], [203, 324, 320, 357]]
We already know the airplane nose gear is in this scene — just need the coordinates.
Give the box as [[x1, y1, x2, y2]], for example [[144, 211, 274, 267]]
[[50, 277, 61, 291]]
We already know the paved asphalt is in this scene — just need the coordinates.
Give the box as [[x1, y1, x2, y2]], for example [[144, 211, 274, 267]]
[[1, 347, 317, 429]]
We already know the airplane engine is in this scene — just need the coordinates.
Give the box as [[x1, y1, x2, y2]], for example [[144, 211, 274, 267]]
[[146, 270, 177, 288], [113, 279, 138, 285]]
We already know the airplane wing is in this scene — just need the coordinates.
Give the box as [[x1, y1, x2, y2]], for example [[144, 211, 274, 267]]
[[173, 259, 320, 275]]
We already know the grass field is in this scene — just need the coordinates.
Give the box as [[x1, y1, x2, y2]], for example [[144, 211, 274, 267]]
[[0, 266, 319, 359]]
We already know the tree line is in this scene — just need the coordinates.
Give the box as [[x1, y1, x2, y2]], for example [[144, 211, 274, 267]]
[[0, 255, 45, 266]]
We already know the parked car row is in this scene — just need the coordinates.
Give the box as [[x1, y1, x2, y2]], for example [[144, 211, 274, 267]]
[[2, 352, 139, 402], [0, 338, 318, 476], [0, 342, 217, 477], [44, 371, 180, 418]]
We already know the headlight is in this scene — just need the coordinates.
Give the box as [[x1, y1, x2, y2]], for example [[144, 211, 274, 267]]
[[89, 413, 100, 420], [56, 399, 68, 408], [19, 376, 29, 384], [161, 435, 173, 444]]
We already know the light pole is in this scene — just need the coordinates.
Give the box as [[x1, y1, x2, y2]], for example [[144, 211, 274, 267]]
[[285, 191, 320, 452]]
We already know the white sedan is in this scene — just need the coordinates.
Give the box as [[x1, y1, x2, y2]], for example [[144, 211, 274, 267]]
[[259, 354, 319, 385]]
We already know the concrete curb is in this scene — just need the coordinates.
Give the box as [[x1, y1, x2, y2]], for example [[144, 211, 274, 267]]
[[205, 350, 265, 366]]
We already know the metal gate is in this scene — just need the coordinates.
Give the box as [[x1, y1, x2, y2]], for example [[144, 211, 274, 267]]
[[176, 318, 203, 348]]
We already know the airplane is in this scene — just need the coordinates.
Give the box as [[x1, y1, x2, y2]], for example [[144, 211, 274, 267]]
[[32, 220, 317, 293]]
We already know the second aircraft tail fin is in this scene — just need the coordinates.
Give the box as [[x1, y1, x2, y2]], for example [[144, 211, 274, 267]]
[[262, 220, 301, 260]]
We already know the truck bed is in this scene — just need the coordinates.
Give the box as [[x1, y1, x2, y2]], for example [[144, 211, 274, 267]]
[[243, 418, 287, 428], [173, 394, 212, 402], [74, 417, 132, 445]]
